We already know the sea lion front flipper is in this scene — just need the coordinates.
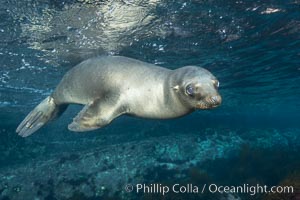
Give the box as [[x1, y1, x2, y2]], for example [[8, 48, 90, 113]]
[[68, 98, 121, 132]]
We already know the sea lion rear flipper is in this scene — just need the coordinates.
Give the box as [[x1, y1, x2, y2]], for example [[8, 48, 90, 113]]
[[68, 99, 117, 132], [16, 96, 67, 137]]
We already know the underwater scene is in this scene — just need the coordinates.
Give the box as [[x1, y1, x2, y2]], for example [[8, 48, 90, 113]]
[[0, 0, 300, 199]]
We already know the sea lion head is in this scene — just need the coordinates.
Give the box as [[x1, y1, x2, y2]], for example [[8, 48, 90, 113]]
[[173, 66, 222, 110]]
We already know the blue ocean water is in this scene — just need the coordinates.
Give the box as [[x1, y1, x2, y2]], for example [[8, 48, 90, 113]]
[[0, 0, 299, 199]]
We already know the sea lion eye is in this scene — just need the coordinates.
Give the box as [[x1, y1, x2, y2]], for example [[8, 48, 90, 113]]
[[186, 84, 194, 96], [212, 80, 219, 88]]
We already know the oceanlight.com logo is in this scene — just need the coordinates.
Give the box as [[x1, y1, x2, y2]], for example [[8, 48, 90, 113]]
[[124, 183, 294, 196]]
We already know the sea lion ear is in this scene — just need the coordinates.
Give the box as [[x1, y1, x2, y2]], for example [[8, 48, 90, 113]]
[[172, 85, 180, 92]]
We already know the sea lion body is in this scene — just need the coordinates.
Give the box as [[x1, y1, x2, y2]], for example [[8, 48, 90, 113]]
[[52, 57, 189, 119], [16, 56, 222, 137]]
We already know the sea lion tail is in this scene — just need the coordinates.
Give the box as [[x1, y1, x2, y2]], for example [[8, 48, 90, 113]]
[[16, 96, 67, 137]]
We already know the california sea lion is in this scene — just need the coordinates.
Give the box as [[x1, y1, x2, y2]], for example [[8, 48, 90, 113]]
[[16, 56, 222, 137]]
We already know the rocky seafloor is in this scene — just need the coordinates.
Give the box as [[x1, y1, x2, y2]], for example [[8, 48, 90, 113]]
[[0, 127, 299, 200]]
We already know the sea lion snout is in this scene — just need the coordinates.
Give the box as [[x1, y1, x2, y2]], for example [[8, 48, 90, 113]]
[[207, 95, 222, 107], [195, 95, 222, 109]]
